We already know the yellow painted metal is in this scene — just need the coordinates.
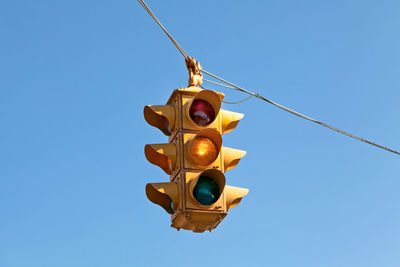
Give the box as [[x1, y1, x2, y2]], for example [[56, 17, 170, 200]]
[[170, 170, 227, 233], [171, 209, 227, 233], [224, 185, 249, 210], [145, 182, 179, 214], [144, 85, 248, 233], [223, 147, 247, 172], [220, 110, 244, 134], [143, 105, 176, 136], [144, 143, 177, 175]]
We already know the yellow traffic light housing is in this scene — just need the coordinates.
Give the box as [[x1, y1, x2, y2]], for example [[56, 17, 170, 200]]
[[146, 182, 179, 214], [144, 143, 178, 175], [220, 109, 245, 134], [144, 104, 176, 136], [223, 147, 247, 172], [225, 185, 249, 210], [144, 77, 248, 232]]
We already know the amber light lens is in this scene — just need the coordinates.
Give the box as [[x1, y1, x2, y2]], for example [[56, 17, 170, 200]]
[[189, 99, 215, 126], [190, 137, 218, 166]]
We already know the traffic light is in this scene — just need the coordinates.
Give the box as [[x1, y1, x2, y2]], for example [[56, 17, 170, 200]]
[[144, 86, 248, 233]]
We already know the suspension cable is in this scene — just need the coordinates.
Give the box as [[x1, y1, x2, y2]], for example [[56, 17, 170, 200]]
[[137, 0, 189, 59], [200, 84, 253, 104], [201, 71, 400, 155], [221, 95, 253, 104], [137, 0, 400, 156]]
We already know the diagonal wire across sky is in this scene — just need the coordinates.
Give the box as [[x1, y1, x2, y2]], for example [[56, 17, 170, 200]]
[[137, 0, 400, 156]]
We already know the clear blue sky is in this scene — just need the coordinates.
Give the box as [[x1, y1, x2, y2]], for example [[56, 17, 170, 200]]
[[1, 0, 400, 266]]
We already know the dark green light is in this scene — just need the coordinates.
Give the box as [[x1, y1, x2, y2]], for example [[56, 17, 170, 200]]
[[193, 176, 220, 205], [169, 198, 175, 214]]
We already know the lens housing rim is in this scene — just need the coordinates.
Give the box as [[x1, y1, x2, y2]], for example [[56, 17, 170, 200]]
[[186, 90, 221, 128], [188, 169, 226, 207]]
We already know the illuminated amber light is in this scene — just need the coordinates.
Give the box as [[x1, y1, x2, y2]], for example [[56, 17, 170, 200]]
[[190, 137, 218, 166]]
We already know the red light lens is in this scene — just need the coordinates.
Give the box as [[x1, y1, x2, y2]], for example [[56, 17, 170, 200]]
[[189, 99, 215, 126]]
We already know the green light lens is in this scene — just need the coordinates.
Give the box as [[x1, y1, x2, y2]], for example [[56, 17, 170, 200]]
[[193, 176, 220, 205], [169, 198, 175, 214]]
